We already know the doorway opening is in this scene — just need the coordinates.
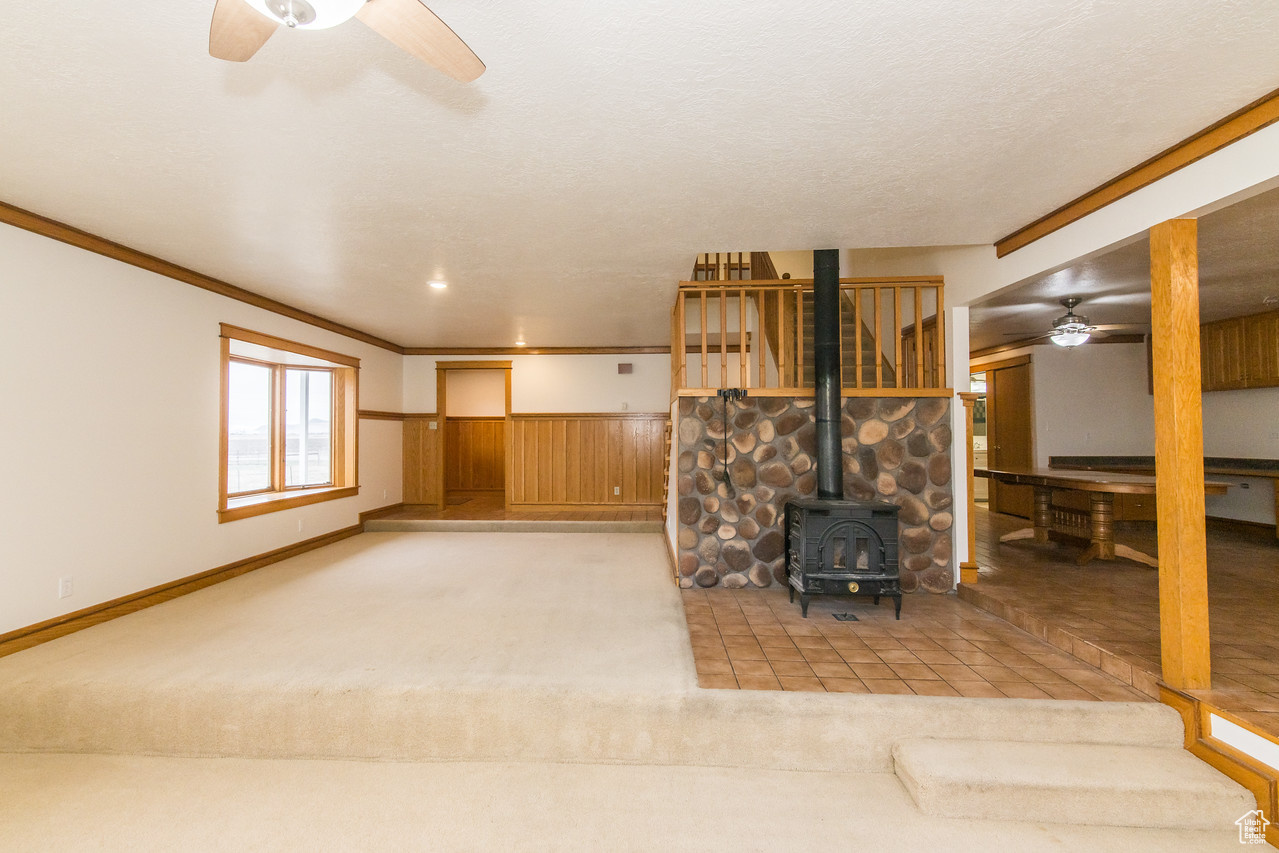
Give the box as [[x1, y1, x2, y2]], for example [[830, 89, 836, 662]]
[[435, 361, 512, 509]]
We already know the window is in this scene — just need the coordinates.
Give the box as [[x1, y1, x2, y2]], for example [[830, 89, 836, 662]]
[[219, 324, 359, 522]]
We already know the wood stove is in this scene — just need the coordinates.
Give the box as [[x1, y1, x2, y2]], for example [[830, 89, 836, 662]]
[[783, 250, 903, 619], [785, 499, 902, 618]]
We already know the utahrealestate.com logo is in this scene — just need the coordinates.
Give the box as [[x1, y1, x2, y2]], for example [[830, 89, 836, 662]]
[[1236, 809, 1270, 845]]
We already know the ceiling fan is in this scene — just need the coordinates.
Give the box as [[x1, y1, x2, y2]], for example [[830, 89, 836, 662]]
[[1004, 297, 1144, 348], [209, 0, 485, 82]]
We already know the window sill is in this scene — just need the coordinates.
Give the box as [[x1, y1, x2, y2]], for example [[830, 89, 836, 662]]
[[218, 485, 359, 523]]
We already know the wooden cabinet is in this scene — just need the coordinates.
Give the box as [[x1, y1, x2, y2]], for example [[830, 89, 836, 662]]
[[1244, 311, 1279, 387], [1202, 310, 1279, 392]]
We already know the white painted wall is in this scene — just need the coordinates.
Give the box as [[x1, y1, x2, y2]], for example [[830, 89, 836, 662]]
[[445, 369, 506, 417], [1202, 386, 1279, 524], [0, 223, 403, 635], [1029, 344, 1155, 468], [403, 354, 670, 414], [972, 342, 1276, 524]]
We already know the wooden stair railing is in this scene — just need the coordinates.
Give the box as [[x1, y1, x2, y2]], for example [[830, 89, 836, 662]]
[[673, 277, 945, 394]]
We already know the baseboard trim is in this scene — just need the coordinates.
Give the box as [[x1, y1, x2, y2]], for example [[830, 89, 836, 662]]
[[359, 502, 406, 523], [664, 531, 679, 586], [1206, 515, 1277, 536], [0, 503, 403, 659]]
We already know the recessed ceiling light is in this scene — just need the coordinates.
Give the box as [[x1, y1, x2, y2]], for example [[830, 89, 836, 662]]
[[428, 280, 447, 290]]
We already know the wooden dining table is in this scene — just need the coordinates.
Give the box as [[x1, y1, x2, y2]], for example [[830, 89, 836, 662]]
[[975, 467, 1230, 568]]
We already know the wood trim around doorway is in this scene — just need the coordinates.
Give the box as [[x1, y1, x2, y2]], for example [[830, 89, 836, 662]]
[[435, 362, 513, 509]]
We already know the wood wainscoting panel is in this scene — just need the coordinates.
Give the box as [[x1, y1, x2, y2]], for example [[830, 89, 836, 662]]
[[445, 417, 505, 492], [403, 417, 442, 504], [509, 414, 666, 506]]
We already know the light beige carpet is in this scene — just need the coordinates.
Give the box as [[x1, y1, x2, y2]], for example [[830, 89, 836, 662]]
[[0, 753, 1248, 852], [0, 532, 1185, 768], [0, 531, 1252, 848]]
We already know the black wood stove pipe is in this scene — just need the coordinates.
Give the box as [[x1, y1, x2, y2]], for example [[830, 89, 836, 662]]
[[813, 249, 843, 501]]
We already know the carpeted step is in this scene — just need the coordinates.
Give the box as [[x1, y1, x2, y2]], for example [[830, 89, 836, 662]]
[[892, 738, 1254, 830], [0, 681, 1187, 773]]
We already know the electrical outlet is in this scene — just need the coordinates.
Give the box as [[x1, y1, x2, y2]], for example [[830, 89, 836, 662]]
[[429, 421, 438, 430], [620, 401, 629, 411], [614, 486, 621, 496], [58, 577, 73, 599]]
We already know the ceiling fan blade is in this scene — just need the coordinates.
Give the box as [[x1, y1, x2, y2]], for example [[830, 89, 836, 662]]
[[356, 0, 485, 82], [210, 0, 278, 62], [1091, 323, 1148, 332]]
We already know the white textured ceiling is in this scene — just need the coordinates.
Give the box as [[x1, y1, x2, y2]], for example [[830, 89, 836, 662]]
[[969, 185, 1279, 351], [3, 1, 1279, 347]]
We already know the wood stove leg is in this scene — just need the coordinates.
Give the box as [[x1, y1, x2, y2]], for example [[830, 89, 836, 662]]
[[874, 594, 880, 605], [894, 595, 901, 620], [789, 585, 794, 603], [800, 594, 810, 618]]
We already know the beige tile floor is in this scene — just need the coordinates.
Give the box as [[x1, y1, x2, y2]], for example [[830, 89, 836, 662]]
[[964, 506, 1279, 737], [683, 584, 1149, 701]]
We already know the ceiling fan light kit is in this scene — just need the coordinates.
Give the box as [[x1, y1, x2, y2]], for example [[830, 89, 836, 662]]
[[1048, 297, 1094, 346], [245, 0, 365, 29], [1050, 329, 1091, 347], [210, 0, 486, 82]]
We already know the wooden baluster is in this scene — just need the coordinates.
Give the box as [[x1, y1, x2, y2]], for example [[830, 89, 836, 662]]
[[894, 287, 903, 388], [720, 289, 728, 387], [699, 291, 708, 388], [739, 287, 748, 387], [676, 293, 686, 389], [914, 286, 924, 389], [874, 287, 883, 389], [777, 290, 787, 389], [853, 287, 863, 389], [935, 284, 945, 388], [758, 288, 767, 388], [797, 288, 806, 389]]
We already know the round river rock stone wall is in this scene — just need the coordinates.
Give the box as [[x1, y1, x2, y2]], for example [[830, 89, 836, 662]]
[[675, 395, 954, 594]]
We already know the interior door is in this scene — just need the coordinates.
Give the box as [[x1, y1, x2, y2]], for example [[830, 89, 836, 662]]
[[988, 360, 1034, 518]]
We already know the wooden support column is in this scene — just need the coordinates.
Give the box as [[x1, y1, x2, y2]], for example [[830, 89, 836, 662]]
[[1150, 218, 1211, 690], [959, 392, 981, 584]]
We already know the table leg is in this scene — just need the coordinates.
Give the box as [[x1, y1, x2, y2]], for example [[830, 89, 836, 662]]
[[997, 486, 1054, 545], [1078, 491, 1160, 567], [1033, 486, 1052, 543], [1077, 492, 1116, 565]]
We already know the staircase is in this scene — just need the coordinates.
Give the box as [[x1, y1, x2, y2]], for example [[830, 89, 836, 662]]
[[794, 291, 897, 388]]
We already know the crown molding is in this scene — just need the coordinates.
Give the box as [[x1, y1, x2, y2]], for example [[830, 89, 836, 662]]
[[996, 85, 1279, 258]]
